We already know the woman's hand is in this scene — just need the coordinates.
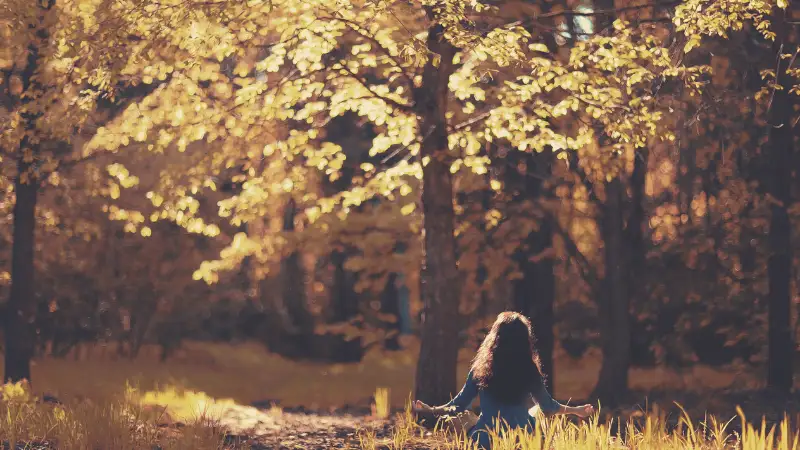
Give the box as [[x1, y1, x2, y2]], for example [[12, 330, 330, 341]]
[[412, 400, 433, 414], [576, 404, 595, 419]]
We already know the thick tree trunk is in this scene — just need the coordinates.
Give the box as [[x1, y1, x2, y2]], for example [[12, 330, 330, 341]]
[[413, 22, 461, 406], [504, 0, 564, 391], [592, 177, 630, 405], [3, 0, 55, 385], [513, 218, 556, 389], [5, 160, 39, 383], [585, 0, 635, 407], [509, 151, 556, 392], [592, 148, 647, 404], [766, 8, 794, 393]]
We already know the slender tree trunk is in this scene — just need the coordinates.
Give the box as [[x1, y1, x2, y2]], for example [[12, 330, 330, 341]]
[[330, 249, 359, 323], [380, 273, 401, 350], [627, 150, 648, 270], [413, 21, 462, 406], [766, 8, 794, 392], [677, 97, 695, 221], [282, 197, 312, 331], [5, 159, 39, 383], [128, 287, 156, 360], [248, 213, 295, 345], [627, 148, 650, 365]]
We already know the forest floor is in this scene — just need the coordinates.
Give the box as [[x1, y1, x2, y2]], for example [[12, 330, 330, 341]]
[[215, 389, 800, 449], [171, 387, 800, 449], [11, 340, 800, 449]]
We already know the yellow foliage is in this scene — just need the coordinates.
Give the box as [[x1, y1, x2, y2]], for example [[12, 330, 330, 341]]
[[41, 0, 707, 284]]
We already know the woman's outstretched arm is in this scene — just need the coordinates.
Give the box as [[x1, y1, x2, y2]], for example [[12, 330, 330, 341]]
[[413, 369, 479, 414], [531, 383, 594, 418]]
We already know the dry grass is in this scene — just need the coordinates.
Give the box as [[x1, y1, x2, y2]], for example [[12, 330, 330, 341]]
[[361, 404, 800, 449], [0, 381, 234, 449], [374, 387, 391, 419]]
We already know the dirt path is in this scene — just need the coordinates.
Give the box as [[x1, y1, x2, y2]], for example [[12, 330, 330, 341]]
[[214, 405, 392, 449]]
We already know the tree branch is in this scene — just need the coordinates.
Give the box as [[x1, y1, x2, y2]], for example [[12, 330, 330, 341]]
[[549, 212, 601, 293], [564, 150, 601, 206], [320, 15, 416, 90], [337, 63, 415, 113]]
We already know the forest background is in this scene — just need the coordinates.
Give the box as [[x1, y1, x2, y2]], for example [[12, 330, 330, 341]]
[[0, 0, 798, 420]]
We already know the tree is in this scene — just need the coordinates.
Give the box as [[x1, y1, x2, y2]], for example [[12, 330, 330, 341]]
[[411, 15, 463, 405], [764, 6, 794, 392], [674, 0, 797, 393], [0, 0, 240, 382]]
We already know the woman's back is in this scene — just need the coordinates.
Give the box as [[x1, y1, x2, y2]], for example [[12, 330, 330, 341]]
[[443, 369, 562, 447]]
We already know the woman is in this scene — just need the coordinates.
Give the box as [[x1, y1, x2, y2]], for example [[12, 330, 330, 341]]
[[413, 312, 594, 448]]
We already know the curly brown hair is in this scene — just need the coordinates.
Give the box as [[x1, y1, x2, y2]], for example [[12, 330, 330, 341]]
[[471, 311, 546, 404]]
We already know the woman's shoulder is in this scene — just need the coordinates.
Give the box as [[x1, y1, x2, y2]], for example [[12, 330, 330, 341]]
[[463, 367, 477, 385]]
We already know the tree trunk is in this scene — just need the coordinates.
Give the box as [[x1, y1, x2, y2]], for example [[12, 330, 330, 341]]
[[627, 149, 648, 272], [509, 151, 556, 392], [766, 8, 794, 393], [128, 294, 156, 360], [3, 0, 55, 385], [330, 249, 359, 323], [677, 101, 695, 220], [592, 177, 630, 405], [513, 218, 556, 389], [282, 197, 312, 331], [590, 148, 647, 405], [380, 273, 401, 350], [396, 277, 413, 335], [585, 0, 634, 406], [4, 159, 39, 383], [627, 148, 650, 367], [413, 21, 462, 406]]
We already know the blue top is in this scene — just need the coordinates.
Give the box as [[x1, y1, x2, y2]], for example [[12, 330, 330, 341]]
[[442, 369, 563, 448]]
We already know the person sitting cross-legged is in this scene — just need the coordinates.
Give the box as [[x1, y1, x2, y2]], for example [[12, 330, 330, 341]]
[[413, 311, 594, 449]]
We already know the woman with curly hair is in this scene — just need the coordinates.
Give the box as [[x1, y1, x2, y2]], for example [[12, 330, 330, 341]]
[[413, 311, 594, 448]]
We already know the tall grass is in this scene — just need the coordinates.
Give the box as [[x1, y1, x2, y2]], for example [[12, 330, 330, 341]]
[[365, 403, 800, 450], [373, 387, 391, 419], [0, 381, 235, 449]]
